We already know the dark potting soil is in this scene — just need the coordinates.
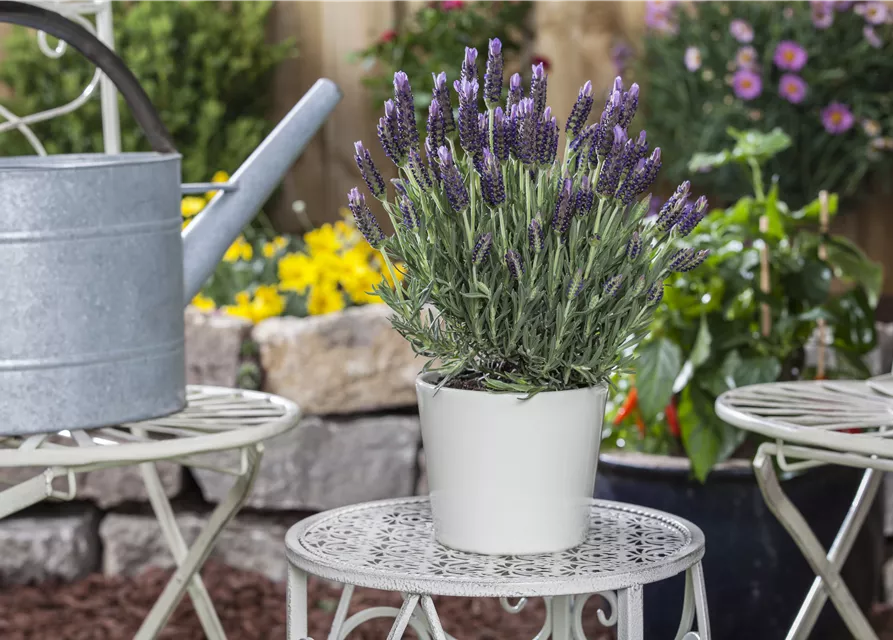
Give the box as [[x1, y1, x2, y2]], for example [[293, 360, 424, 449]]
[[0, 562, 615, 639]]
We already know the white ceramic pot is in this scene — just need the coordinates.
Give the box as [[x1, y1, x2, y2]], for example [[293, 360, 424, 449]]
[[416, 373, 608, 555]]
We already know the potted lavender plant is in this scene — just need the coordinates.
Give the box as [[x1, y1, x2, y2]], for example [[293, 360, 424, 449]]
[[347, 40, 709, 554]]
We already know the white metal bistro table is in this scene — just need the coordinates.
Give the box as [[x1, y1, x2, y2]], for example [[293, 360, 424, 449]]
[[285, 497, 710, 639], [716, 377, 893, 640], [0, 385, 300, 640]]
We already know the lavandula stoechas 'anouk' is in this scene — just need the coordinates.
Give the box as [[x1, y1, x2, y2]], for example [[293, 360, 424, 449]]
[[646, 282, 664, 305], [472, 233, 493, 265], [455, 78, 482, 155], [675, 196, 709, 237], [536, 107, 559, 166], [354, 141, 385, 198], [574, 176, 594, 217], [480, 149, 506, 208], [566, 81, 594, 138], [604, 274, 624, 297], [669, 248, 710, 272], [426, 99, 447, 158], [567, 269, 585, 300], [484, 38, 503, 108], [528, 217, 545, 253], [552, 178, 574, 235], [618, 82, 640, 129], [505, 250, 524, 280], [615, 148, 661, 205], [511, 98, 537, 166], [507, 73, 523, 110], [400, 195, 420, 230], [393, 72, 418, 154], [378, 100, 404, 165], [436, 146, 469, 212], [656, 181, 690, 232], [348, 188, 386, 247], [626, 231, 642, 259], [530, 62, 548, 117], [461, 47, 478, 82], [593, 90, 622, 159], [431, 72, 455, 134], [491, 107, 513, 162], [595, 126, 627, 198], [408, 147, 433, 191]]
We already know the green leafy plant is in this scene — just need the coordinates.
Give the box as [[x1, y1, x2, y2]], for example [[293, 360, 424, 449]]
[[0, 1, 294, 183], [609, 128, 882, 480], [353, 0, 532, 129], [633, 1, 893, 209], [347, 42, 711, 394]]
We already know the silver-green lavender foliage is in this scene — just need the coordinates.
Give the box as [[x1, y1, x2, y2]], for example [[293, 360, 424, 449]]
[[349, 39, 709, 394]]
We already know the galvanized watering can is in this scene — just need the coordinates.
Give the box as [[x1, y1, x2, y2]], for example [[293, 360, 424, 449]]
[[0, 2, 342, 434]]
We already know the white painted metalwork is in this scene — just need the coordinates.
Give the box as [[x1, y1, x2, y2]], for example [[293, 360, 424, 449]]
[[0, 1, 121, 154], [285, 497, 711, 639], [0, 385, 301, 640], [716, 378, 892, 640]]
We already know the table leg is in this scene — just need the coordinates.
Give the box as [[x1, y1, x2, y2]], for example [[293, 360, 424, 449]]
[[551, 595, 573, 640], [753, 447, 879, 640], [617, 585, 644, 640], [691, 562, 711, 640], [288, 564, 309, 640], [674, 568, 695, 640], [134, 445, 262, 640]]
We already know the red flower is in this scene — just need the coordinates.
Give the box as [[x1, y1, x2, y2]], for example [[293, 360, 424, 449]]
[[441, 0, 466, 10], [531, 55, 552, 71], [380, 29, 397, 43]]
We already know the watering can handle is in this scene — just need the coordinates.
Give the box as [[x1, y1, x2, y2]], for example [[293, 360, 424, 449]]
[[0, 1, 176, 154]]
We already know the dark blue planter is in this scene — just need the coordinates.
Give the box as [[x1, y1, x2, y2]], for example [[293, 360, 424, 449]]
[[594, 451, 884, 640]]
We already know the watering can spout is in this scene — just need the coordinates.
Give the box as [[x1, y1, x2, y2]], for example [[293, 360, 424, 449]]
[[182, 78, 342, 303]]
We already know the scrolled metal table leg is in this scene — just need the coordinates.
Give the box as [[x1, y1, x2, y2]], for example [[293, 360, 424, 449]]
[[616, 585, 644, 640], [288, 564, 309, 640]]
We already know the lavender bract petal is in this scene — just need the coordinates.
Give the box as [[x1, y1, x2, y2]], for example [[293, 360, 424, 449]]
[[461, 46, 478, 83], [507, 73, 523, 110]]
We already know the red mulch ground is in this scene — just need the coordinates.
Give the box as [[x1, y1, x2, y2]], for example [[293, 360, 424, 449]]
[[1, 562, 893, 639]]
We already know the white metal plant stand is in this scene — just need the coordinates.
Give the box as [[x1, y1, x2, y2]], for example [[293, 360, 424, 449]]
[[716, 377, 893, 640], [285, 497, 710, 640], [0, 385, 300, 640], [1, 0, 121, 154]]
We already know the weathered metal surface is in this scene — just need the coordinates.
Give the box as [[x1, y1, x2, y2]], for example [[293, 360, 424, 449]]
[[0, 153, 186, 434]]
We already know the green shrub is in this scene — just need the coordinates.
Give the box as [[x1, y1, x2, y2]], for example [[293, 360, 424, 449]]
[[0, 1, 294, 183]]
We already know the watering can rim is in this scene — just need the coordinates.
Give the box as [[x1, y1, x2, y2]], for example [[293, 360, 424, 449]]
[[0, 151, 181, 171]]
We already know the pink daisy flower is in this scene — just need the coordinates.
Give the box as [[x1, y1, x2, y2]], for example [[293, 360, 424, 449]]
[[732, 69, 762, 100], [778, 74, 808, 104], [730, 19, 754, 43], [821, 102, 855, 134], [773, 41, 808, 72]]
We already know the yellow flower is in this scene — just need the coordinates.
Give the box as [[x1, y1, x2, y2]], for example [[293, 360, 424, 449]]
[[313, 251, 348, 286], [273, 236, 289, 251], [191, 293, 216, 312], [235, 291, 251, 306], [223, 304, 254, 322], [262, 242, 277, 259], [224, 236, 253, 262], [278, 252, 318, 292], [205, 170, 231, 199], [181, 196, 206, 218], [251, 285, 286, 322], [305, 224, 341, 255], [307, 283, 346, 316], [342, 265, 383, 305]]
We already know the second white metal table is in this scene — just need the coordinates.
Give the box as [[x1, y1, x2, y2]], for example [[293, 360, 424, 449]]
[[716, 377, 893, 640], [285, 496, 711, 639]]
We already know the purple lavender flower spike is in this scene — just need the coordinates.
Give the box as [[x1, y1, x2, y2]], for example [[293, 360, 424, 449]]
[[646, 282, 664, 305], [675, 195, 708, 237], [505, 249, 524, 280], [354, 141, 386, 198], [567, 269, 585, 300], [536, 108, 559, 165], [626, 231, 642, 259], [551, 178, 574, 235], [347, 188, 386, 247], [595, 127, 628, 197], [408, 147, 433, 191], [566, 81, 594, 138], [604, 274, 624, 297], [378, 100, 404, 165], [633, 131, 649, 164], [436, 146, 469, 212], [512, 98, 538, 166], [426, 98, 447, 155], [432, 72, 456, 133], [399, 195, 420, 230], [455, 78, 482, 154], [461, 47, 478, 83], [618, 83, 639, 128], [570, 123, 597, 154], [668, 248, 696, 272], [484, 38, 504, 108], [574, 176, 594, 217], [656, 181, 690, 232], [507, 73, 523, 110], [393, 71, 418, 153], [530, 62, 548, 117], [480, 149, 506, 207], [617, 148, 661, 204], [492, 107, 513, 161], [528, 217, 545, 253], [391, 178, 408, 197], [472, 233, 493, 265], [594, 91, 622, 157], [633, 276, 647, 295]]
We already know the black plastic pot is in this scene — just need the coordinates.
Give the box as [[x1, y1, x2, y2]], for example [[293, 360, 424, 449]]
[[594, 451, 885, 640]]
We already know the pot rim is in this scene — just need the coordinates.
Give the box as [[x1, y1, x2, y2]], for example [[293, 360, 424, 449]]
[[415, 371, 608, 399], [0, 152, 180, 171]]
